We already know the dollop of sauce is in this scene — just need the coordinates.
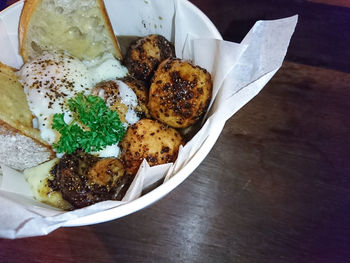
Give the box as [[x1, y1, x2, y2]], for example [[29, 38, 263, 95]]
[[94, 80, 140, 126], [83, 53, 128, 85]]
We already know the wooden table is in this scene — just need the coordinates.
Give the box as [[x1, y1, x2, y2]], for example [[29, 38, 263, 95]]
[[1, 1, 350, 262]]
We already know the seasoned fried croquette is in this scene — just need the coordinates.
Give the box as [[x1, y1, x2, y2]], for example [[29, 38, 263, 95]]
[[124, 34, 175, 82], [121, 119, 184, 175], [148, 58, 212, 128], [50, 151, 130, 208]]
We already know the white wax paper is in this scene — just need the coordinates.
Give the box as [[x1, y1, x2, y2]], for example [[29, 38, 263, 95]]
[[0, 0, 297, 238]]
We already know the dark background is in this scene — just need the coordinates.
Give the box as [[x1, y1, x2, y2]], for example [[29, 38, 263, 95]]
[[2, 0, 349, 72], [190, 0, 350, 73]]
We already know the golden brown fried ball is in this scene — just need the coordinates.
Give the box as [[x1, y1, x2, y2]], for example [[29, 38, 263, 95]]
[[88, 158, 125, 190], [123, 34, 175, 82], [148, 58, 212, 128], [121, 119, 184, 176]]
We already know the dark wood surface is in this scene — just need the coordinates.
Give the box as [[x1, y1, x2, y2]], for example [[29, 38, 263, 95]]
[[1, 1, 350, 262]]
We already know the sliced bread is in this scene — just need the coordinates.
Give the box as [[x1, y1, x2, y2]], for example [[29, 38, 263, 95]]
[[19, 0, 122, 62], [0, 62, 54, 170]]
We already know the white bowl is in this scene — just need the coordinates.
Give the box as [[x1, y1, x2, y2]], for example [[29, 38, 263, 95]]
[[0, 0, 223, 227]]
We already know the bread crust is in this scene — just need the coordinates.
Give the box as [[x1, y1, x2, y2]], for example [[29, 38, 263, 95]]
[[19, 0, 122, 62], [0, 61, 18, 75], [18, 0, 41, 61], [97, 0, 122, 59]]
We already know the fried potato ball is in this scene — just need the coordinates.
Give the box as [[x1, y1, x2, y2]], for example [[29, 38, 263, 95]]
[[88, 158, 125, 189], [123, 34, 175, 82], [121, 119, 184, 175], [148, 58, 212, 128]]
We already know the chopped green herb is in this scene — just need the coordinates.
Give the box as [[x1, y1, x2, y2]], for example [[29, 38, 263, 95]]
[[52, 93, 126, 154]]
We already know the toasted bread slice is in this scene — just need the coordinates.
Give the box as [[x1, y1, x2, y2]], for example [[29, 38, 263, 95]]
[[19, 0, 122, 62], [0, 62, 54, 170]]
